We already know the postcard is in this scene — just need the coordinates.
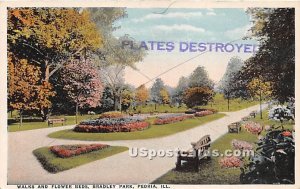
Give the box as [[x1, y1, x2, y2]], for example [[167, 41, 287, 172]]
[[0, 1, 299, 189]]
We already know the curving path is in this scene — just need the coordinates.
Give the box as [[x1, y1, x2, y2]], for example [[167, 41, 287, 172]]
[[8, 104, 266, 184]]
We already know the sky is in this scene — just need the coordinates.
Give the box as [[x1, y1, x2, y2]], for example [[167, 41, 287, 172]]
[[113, 8, 258, 88]]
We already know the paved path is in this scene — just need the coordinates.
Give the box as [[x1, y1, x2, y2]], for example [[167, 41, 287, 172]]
[[8, 104, 266, 184]]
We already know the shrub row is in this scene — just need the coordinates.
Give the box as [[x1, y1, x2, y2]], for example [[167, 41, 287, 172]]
[[154, 114, 194, 125], [50, 144, 109, 158]]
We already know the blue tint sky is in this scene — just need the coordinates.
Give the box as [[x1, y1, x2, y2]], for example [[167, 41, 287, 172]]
[[113, 8, 257, 87]]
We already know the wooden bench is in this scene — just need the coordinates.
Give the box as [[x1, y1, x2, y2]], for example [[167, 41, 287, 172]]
[[249, 111, 257, 118], [176, 135, 211, 171], [48, 118, 66, 127], [228, 122, 241, 133], [241, 116, 249, 122]]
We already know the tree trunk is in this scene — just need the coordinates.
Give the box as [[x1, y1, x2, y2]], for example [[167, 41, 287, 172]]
[[75, 102, 79, 124], [260, 88, 263, 119], [19, 110, 23, 128], [227, 98, 230, 111]]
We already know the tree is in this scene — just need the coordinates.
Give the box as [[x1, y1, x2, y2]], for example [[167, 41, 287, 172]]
[[8, 8, 102, 81], [160, 88, 170, 104], [188, 66, 214, 88], [8, 8, 103, 119], [55, 59, 103, 123], [120, 86, 135, 112], [247, 77, 272, 119], [135, 84, 149, 105], [244, 8, 294, 103], [219, 56, 245, 110], [173, 76, 189, 106], [183, 87, 214, 108], [150, 78, 165, 108], [8, 54, 55, 125]]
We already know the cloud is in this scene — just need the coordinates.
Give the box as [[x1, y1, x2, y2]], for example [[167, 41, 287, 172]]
[[154, 24, 206, 33], [206, 11, 216, 16], [224, 24, 252, 40], [132, 11, 203, 23]]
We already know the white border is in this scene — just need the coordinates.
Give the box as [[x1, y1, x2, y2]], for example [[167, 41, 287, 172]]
[[0, 1, 299, 189]]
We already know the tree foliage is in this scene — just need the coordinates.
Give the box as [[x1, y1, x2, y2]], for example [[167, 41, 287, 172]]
[[135, 84, 149, 105], [244, 8, 295, 103], [8, 54, 55, 113], [159, 88, 170, 104], [183, 87, 214, 108]]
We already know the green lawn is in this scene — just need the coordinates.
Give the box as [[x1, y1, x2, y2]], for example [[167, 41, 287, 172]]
[[153, 110, 294, 184], [33, 146, 128, 173], [8, 114, 98, 132], [198, 93, 259, 112], [48, 113, 225, 141]]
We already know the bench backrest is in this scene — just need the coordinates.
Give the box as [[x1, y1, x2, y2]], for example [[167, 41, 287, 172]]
[[191, 135, 211, 150], [48, 118, 65, 122]]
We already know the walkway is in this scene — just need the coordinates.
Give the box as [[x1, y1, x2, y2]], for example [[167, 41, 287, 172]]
[[8, 104, 265, 184]]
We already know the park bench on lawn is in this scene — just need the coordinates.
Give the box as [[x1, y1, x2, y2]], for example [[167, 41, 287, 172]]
[[48, 118, 66, 127], [228, 122, 242, 133], [250, 111, 257, 118], [176, 135, 211, 171]]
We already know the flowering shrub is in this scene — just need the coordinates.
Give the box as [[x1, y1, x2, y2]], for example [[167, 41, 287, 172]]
[[268, 105, 294, 122], [154, 114, 194, 125], [243, 121, 263, 135], [219, 156, 243, 168], [194, 110, 213, 117], [231, 139, 253, 150], [50, 144, 109, 158], [74, 116, 149, 133], [99, 111, 124, 119]]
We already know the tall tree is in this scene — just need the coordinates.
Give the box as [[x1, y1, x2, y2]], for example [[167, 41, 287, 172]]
[[8, 54, 55, 125], [8, 8, 102, 81], [173, 76, 189, 106], [55, 59, 103, 123], [160, 88, 170, 105], [188, 66, 214, 89], [219, 56, 245, 110], [135, 84, 149, 105], [244, 8, 295, 103], [247, 77, 272, 119], [150, 78, 165, 108]]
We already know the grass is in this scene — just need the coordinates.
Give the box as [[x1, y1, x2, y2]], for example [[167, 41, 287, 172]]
[[8, 114, 98, 132], [48, 113, 225, 141], [198, 93, 259, 112], [33, 146, 128, 173], [153, 110, 294, 184]]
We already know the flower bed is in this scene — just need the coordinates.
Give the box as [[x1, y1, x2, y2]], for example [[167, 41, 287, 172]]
[[194, 110, 214, 117], [50, 144, 109, 158], [219, 156, 243, 168], [154, 114, 194, 125], [243, 121, 263, 135], [99, 111, 124, 119], [74, 117, 149, 133], [231, 139, 253, 150]]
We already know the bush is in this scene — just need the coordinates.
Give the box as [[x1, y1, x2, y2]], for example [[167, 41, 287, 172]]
[[99, 111, 124, 119], [268, 105, 294, 121]]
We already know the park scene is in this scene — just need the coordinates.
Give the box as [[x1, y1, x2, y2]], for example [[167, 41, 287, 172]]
[[7, 7, 295, 185]]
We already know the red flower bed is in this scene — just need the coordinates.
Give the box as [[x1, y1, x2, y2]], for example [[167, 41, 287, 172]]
[[219, 156, 243, 168], [74, 121, 149, 133], [50, 144, 109, 158], [244, 121, 263, 135], [194, 110, 214, 117], [154, 114, 194, 125]]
